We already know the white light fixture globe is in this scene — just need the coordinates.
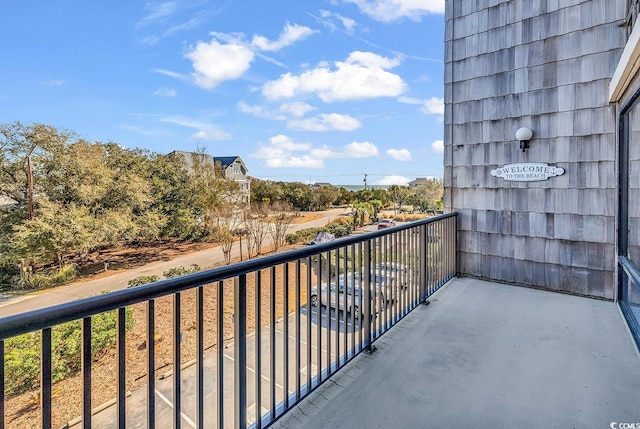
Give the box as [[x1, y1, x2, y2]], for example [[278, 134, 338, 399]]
[[515, 127, 533, 152]]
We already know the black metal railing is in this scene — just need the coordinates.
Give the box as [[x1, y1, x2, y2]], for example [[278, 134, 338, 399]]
[[0, 213, 457, 429]]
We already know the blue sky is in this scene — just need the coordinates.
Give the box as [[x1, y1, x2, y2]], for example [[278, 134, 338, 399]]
[[0, 0, 445, 186]]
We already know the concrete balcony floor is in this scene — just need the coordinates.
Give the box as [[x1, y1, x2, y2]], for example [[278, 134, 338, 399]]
[[273, 277, 640, 429]]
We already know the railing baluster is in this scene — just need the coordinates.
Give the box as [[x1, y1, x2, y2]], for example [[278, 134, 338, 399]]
[[147, 300, 155, 429], [117, 308, 126, 429], [334, 248, 340, 368], [255, 272, 262, 429], [283, 264, 289, 409], [196, 287, 204, 429], [217, 281, 224, 429], [355, 242, 361, 350], [325, 251, 331, 375], [305, 257, 312, 392], [342, 246, 348, 362], [234, 275, 247, 429], [174, 293, 181, 429], [269, 267, 276, 418], [41, 327, 52, 429], [295, 260, 301, 401], [82, 317, 92, 428], [364, 241, 372, 352], [316, 256, 322, 385], [350, 244, 356, 356]]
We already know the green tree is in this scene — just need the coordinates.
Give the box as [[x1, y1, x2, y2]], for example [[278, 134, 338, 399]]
[[311, 185, 340, 210], [411, 180, 444, 213], [146, 152, 199, 239], [0, 122, 70, 208], [387, 185, 411, 215], [250, 178, 285, 204]]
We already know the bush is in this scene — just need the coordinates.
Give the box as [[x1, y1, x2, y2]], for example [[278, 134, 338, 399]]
[[394, 214, 430, 222], [4, 307, 134, 397], [163, 264, 201, 278], [285, 220, 354, 245], [14, 264, 79, 290], [127, 275, 159, 287]]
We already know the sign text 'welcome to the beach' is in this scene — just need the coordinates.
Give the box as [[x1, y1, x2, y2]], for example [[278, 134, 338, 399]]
[[490, 163, 565, 182]]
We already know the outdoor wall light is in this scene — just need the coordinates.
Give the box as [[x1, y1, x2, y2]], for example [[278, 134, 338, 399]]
[[515, 127, 533, 152]]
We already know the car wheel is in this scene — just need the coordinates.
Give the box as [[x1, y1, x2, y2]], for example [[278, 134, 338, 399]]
[[310, 294, 318, 307]]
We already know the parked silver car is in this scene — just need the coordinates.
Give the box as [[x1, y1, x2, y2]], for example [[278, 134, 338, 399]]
[[310, 274, 383, 319]]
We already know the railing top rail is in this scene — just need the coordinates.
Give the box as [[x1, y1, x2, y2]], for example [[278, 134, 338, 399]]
[[0, 212, 457, 340]]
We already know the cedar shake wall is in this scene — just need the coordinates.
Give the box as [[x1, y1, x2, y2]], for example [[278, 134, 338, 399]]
[[444, 0, 626, 299]]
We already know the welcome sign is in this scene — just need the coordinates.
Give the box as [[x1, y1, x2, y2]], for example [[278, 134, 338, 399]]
[[490, 163, 565, 182]]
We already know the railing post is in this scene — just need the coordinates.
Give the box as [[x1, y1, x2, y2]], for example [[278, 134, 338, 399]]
[[235, 274, 247, 429]]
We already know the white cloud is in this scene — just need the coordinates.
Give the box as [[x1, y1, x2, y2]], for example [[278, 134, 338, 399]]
[[262, 51, 406, 102], [387, 148, 412, 161], [251, 23, 316, 51], [375, 175, 411, 185], [186, 37, 254, 89], [432, 139, 444, 153], [288, 113, 361, 131], [338, 15, 357, 32], [251, 135, 321, 168], [279, 101, 315, 117], [344, 141, 379, 158], [265, 155, 324, 168], [398, 96, 422, 105], [421, 97, 444, 115], [237, 101, 316, 120], [269, 134, 312, 151], [250, 136, 379, 169], [161, 115, 231, 141], [153, 87, 177, 97], [310, 141, 379, 159], [344, 0, 444, 22], [346, 51, 400, 68]]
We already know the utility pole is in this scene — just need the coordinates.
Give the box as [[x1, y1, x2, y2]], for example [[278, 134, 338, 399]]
[[27, 156, 34, 220], [363, 173, 368, 190]]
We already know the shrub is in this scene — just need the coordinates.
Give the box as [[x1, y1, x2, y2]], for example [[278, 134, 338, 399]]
[[127, 275, 160, 287], [15, 264, 79, 290], [285, 220, 355, 245], [4, 307, 134, 397], [163, 264, 201, 279]]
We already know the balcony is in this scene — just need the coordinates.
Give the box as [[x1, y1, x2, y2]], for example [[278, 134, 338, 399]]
[[273, 277, 640, 429], [1, 212, 639, 429]]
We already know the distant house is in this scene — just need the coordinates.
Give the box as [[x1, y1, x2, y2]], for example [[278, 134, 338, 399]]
[[408, 178, 429, 188], [169, 151, 250, 204], [213, 156, 251, 204], [312, 182, 333, 189]]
